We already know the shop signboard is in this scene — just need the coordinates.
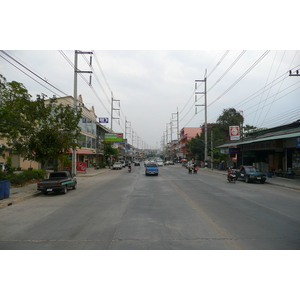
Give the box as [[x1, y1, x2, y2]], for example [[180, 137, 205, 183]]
[[229, 126, 240, 140], [76, 162, 87, 173], [296, 137, 300, 148], [104, 133, 123, 142], [99, 117, 109, 123]]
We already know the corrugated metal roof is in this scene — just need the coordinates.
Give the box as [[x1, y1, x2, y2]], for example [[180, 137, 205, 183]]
[[218, 131, 300, 148]]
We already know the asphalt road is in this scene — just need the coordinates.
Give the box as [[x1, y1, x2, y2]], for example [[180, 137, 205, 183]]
[[0, 165, 299, 250]]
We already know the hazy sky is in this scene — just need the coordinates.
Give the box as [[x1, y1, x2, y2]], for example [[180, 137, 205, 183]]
[[1, 1, 299, 149], [1, 50, 299, 148]]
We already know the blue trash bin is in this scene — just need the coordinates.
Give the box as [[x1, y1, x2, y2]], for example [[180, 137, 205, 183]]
[[0, 181, 4, 200], [3, 180, 10, 198]]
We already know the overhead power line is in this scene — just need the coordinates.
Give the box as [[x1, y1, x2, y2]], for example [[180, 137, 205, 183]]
[[1, 50, 69, 97]]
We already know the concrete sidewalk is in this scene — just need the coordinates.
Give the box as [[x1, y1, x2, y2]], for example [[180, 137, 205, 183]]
[[1, 166, 299, 210], [0, 167, 111, 210], [198, 168, 300, 191]]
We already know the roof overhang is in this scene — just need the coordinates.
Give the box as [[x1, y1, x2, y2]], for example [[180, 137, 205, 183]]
[[217, 132, 300, 148]]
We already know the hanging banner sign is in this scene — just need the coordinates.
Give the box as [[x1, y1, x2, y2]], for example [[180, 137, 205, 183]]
[[229, 126, 240, 140], [296, 137, 300, 148], [104, 133, 123, 142], [99, 118, 109, 123]]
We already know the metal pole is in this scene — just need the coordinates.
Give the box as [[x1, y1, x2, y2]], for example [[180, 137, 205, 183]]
[[111, 91, 113, 131], [72, 50, 78, 176], [204, 75, 208, 168], [211, 130, 213, 170]]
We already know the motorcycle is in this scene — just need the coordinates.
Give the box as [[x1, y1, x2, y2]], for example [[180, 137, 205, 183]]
[[194, 165, 198, 174], [227, 171, 236, 183], [128, 165, 131, 173]]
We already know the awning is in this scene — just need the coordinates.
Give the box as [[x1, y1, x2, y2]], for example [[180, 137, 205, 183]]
[[67, 149, 94, 154], [76, 149, 94, 154], [217, 132, 300, 148]]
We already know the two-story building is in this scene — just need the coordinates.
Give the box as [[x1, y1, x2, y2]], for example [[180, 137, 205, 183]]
[[0, 94, 112, 170], [179, 127, 202, 158]]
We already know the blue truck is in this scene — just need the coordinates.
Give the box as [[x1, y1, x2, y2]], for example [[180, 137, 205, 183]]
[[145, 162, 159, 176]]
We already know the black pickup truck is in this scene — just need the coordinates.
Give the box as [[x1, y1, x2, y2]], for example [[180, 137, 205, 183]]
[[37, 171, 77, 195]]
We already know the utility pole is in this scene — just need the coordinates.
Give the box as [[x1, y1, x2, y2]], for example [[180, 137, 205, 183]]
[[111, 91, 120, 131], [73, 50, 93, 175], [195, 70, 207, 168]]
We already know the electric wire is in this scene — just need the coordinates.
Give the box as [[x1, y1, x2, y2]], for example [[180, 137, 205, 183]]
[[0, 53, 63, 97], [252, 51, 278, 125], [1, 50, 69, 97]]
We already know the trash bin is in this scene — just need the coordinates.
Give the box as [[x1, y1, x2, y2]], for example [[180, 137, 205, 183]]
[[0, 181, 4, 200], [3, 180, 10, 198]]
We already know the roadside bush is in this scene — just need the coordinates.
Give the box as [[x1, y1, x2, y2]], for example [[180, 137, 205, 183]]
[[22, 169, 46, 181], [9, 173, 27, 186], [0, 169, 46, 186], [99, 162, 107, 168], [0, 170, 6, 180]]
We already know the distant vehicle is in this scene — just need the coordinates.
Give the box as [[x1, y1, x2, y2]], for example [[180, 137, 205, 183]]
[[119, 160, 126, 168], [145, 162, 158, 176], [134, 161, 140, 166], [157, 160, 164, 167], [169, 161, 174, 165], [235, 165, 267, 184], [37, 171, 77, 195], [0, 162, 6, 173], [112, 162, 122, 170]]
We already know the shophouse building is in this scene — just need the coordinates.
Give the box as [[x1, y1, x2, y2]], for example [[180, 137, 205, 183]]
[[0, 94, 112, 170], [217, 120, 300, 175]]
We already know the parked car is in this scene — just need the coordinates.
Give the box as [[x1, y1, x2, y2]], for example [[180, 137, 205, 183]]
[[235, 165, 267, 184], [112, 162, 122, 170], [37, 171, 77, 195], [157, 160, 164, 167]]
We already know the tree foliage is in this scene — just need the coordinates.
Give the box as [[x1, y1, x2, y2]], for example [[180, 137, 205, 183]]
[[0, 74, 82, 169], [103, 142, 119, 157]]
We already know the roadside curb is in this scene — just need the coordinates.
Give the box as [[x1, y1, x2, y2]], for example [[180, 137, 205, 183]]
[[0, 168, 111, 210], [197, 168, 300, 191], [0, 191, 41, 210]]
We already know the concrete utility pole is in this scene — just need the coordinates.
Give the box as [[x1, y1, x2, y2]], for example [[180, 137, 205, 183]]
[[195, 70, 207, 168], [73, 50, 93, 175], [111, 91, 120, 131]]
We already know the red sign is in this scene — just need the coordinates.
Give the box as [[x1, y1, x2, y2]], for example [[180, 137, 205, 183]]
[[76, 162, 87, 172], [229, 126, 240, 140]]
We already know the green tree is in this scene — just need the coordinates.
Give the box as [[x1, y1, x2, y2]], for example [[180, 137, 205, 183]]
[[103, 142, 119, 157], [0, 74, 82, 171], [216, 108, 244, 141], [186, 133, 204, 161]]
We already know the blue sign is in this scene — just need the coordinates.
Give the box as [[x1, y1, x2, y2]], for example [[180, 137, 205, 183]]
[[99, 118, 109, 123], [296, 137, 300, 148]]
